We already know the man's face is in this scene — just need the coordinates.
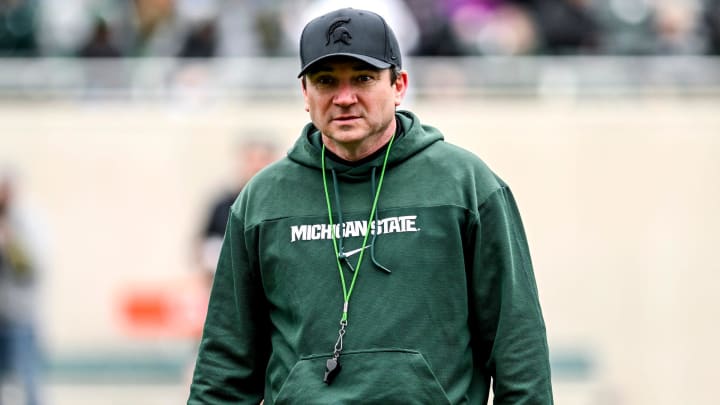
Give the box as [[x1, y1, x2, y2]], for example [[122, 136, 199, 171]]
[[302, 57, 407, 155]]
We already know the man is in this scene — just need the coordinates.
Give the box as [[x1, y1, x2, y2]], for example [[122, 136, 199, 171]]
[[0, 170, 45, 405], [188, 7, 553, 404], [196, 136, 279, 286]]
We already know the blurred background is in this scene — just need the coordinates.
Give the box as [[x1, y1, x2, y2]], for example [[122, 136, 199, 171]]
[[1, 0, 719, 404]]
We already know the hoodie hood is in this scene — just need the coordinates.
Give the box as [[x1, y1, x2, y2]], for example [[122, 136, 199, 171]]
[[288, 110, 443, 181]]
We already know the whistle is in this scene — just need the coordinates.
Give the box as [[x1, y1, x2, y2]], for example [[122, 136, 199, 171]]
[[323, 357, 341, 384]]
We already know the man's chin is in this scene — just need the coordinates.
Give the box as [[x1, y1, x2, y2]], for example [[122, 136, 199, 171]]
[[325, 127, 366, 142]]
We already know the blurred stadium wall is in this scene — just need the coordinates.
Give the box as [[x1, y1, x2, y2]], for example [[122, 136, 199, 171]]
[[1, 56, 719, 404]]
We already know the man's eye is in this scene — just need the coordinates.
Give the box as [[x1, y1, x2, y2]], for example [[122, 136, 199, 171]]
[[315, 77, 335, 85], [357, 75, 373, 83]]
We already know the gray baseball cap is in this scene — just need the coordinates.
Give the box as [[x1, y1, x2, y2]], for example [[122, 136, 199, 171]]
[[298, 8, 402, 78]]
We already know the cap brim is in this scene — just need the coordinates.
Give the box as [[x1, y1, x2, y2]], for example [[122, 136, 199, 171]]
[[297, 53, 392, 78]]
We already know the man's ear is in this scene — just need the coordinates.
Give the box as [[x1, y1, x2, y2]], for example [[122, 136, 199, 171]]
[[301, 78, 309, 112], [394, 71, 409, 107]]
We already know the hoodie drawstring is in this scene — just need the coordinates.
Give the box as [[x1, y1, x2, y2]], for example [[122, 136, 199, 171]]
[[331, 168, 355, 272], [370, 166, 391, 273], [329, 165, 391, 274]]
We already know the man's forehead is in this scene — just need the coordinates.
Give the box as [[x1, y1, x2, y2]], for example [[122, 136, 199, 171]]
[[307, 57, 381, 73]]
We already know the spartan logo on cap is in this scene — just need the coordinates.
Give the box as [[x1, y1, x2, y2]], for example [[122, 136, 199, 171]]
[[326, 18, 352, 46]]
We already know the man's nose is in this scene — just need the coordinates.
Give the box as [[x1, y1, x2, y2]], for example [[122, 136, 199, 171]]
[[333, 81, 357, 106]]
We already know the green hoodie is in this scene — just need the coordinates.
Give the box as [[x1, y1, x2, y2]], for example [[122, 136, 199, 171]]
[[188, 111, 553, 404]]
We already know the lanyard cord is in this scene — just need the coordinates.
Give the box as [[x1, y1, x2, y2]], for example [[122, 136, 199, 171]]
[[321, 135, 395, 323]]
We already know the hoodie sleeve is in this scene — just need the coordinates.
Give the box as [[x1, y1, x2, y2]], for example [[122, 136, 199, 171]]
[[188, 201, 270, 404], [469, 186, 554, 404]]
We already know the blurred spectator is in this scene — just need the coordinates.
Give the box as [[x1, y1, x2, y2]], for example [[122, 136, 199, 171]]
[[178, 18, 217, 58], [444, 0, 539, 55], [253, 6, 287, 56], [77, 18, 122, 57], [651, 0, 706, 54], [195, 135, 280, 286], [442, 0, 500, 55], [591, 0, 658, 54], [0, 0, 39, 56], [0, 169, 47, 405], [76, 18, 129, 97], [403, 0, 465, 55], [128, 0, 180, 56], [36, 0, 96, 56], [204, 0, 266, 56], [532, 0, 601, 54], [706, 0, 720, 54]]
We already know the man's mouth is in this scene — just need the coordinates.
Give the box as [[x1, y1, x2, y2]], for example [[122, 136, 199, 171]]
[[333, 115, 360, 122]]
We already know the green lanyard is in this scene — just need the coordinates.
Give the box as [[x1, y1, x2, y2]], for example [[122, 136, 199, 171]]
[[320, 135, 395, 384]]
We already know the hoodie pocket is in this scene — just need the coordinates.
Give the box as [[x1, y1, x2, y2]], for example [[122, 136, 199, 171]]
[[273, 348, 451, 405]]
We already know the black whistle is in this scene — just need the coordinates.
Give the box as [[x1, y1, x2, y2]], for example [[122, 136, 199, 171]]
[[323, 358, 341, 384]]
